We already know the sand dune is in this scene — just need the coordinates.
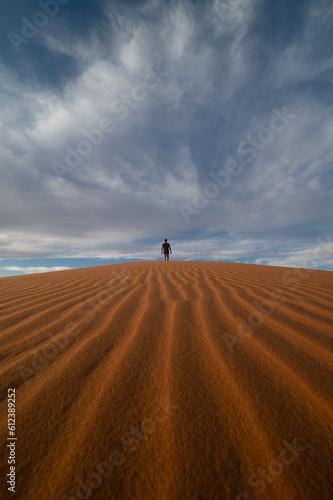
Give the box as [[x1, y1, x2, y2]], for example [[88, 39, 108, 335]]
[[0, 261, 332, 500]]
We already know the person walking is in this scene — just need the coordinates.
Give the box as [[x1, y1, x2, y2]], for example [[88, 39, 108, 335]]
[[161, 239, 172, 261]]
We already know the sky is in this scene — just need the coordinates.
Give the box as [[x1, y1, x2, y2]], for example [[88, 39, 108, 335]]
[[0, 0, 332, 277]]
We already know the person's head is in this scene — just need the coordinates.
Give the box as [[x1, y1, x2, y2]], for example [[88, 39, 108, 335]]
[[164, 239, 167, 242]]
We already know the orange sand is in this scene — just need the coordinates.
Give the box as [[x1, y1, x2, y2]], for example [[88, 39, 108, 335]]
[[0, 261, 332, 500]]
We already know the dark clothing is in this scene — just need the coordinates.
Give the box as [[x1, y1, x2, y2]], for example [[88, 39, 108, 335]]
[[162, 242, 171, 254]]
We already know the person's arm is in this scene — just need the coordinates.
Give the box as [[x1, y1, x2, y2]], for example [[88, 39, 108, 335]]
[[161, 245, 163, 254], [170, 245, 172, 254]]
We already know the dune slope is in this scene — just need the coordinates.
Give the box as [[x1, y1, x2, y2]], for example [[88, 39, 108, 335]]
[[0, 261, 332, 500]]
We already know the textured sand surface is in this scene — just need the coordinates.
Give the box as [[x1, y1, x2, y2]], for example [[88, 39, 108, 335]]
[[0, 261, 332, 500]]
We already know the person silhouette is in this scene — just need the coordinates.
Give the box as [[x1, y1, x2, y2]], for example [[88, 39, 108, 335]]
[[161, 239, 172, 261]]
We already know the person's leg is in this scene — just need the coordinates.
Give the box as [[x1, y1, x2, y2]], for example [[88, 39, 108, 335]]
[[166, 253, 169, 261], [164, 254, 167, 261]]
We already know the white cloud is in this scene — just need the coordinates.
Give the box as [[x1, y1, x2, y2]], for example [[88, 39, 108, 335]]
[[210, 0, 254, 37], [0, 266, 72, 275], [268, 2, 333, 89], [254, 238, 333, 269]]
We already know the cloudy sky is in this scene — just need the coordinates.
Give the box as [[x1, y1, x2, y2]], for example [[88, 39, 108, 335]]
[[0, 0, 332, 276]]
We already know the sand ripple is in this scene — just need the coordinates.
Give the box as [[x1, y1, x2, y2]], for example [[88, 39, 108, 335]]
[[0, 262, 332, 499]]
